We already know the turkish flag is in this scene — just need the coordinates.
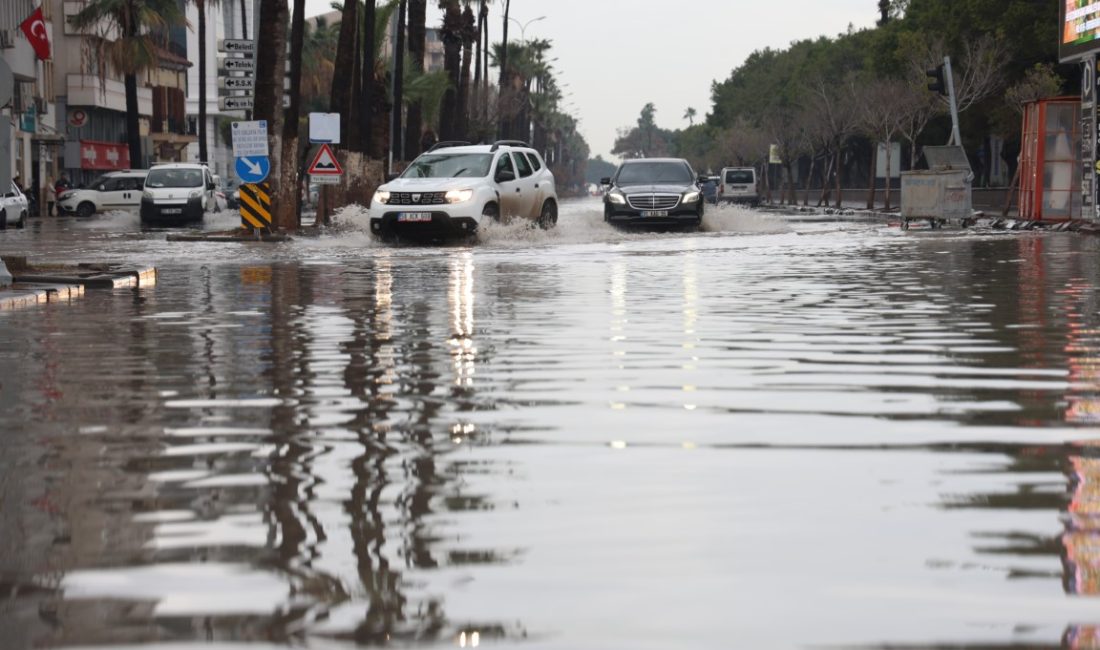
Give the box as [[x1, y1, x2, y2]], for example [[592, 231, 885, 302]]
[[20, 7, 50, 61]]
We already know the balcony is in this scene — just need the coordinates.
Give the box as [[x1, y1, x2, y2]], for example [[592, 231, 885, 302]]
[[67, 74, 152, 116]]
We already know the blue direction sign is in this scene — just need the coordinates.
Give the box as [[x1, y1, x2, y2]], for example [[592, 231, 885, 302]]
[[235, 155, 270, 183]]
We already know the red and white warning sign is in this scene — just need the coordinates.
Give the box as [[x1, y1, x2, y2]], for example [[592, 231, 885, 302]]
[[307, 143, 343, 176]]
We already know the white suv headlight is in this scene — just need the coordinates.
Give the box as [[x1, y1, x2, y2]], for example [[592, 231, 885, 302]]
[[373, 190, 391, 204], [608, 190, 626, 205], [445, 189, 473, 204]]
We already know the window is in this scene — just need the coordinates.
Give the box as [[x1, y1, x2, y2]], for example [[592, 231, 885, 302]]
[[525, 152, 542, 171], [495, 153, 515, 180], [513, 152, 533, 178]]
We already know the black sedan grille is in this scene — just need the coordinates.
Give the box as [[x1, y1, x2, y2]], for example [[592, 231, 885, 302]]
[[389, 191, 447, 205], [626, 193, 680, 210]]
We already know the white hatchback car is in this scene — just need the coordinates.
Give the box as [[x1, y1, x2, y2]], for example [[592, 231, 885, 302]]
[[369, 140, 558, 239], [58, 169, 149, 217], [1, 181, 28, 229]]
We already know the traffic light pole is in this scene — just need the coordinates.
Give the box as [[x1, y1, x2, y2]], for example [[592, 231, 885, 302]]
[[943, 56, 962, 147]]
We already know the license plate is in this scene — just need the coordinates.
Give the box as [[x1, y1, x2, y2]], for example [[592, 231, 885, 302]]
[[641, 210, 668, 218], [162, 208, 182, 214], [397, 213, 432, 222]]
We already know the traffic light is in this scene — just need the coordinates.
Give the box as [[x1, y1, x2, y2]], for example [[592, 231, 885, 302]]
[[926, 64, 947, 96]]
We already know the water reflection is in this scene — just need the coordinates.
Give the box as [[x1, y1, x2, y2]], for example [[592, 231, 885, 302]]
[[4, 227, 1100, 647]]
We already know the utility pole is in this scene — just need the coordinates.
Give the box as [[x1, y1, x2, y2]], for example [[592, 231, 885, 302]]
[[943, 57, 962, 147]]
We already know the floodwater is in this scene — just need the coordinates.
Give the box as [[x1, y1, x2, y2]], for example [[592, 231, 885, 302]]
[[2, 199, 1100, 649]]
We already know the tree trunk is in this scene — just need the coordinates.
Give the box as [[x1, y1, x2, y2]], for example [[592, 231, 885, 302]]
[[348, 16, 362, 149], [198, 0, 208, 163], [884, 145, 892, 210], [391, 0, 406, 164], [405, 0, 426, 159], [867, 143, 878, 210], [482, 1, 489, 128], [804, 155, 816, 206], [124, 8, 142, 168], [330, 0, 358, 143], [457, 4, 474, 140], [361, 0, 376, 157], [833, 147, 842, 208], [254, 0, 288, 219], [439, 1, 462, 140], [276, 0, 306, 231], [473, 0, 483, 124], [497, 0, 510, 139]]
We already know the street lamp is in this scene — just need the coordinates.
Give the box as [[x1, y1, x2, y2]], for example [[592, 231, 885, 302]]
[[509, 15, 545, 44]]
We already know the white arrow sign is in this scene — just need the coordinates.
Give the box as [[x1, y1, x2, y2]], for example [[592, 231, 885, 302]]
[[219, 77, 255, 90], [219, 58, 255, 72], [219, 96, 254, 110], [218, 39, 255, 53], [242, 157, 263, 175]]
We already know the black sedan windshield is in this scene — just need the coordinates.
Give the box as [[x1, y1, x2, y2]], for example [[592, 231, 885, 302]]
[[616, 161, 693, 185]]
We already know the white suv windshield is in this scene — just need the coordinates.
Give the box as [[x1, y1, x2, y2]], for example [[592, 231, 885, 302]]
[[617, 162, 693, 185], [146, 168, 203, 188], [403, 153, 493, 179]]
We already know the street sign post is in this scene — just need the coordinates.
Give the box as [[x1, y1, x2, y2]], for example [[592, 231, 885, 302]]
[[231, 120, 269, 157], [235, 156, 270, 184]]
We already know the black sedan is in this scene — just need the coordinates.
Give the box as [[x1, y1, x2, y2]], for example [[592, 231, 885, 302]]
[[602, 158, 704, 229]]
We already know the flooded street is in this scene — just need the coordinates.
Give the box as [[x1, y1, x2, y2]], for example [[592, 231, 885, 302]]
[[3, 198, 1100, 649]]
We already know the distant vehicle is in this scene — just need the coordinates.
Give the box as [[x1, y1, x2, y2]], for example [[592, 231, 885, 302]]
[[601, 158, 705, 230], [57, 169, 148, 217], [140, 163, 218, 225], [718, 166, 759, 206], [0, 181, 28, 229], [369, 140, 558, 240]]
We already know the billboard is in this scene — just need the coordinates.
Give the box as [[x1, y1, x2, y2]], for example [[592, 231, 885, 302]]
[[1062, 1, 1100, 62]]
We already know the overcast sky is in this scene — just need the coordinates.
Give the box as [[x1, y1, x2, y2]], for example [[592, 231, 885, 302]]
[[303, 0, 879, 161]]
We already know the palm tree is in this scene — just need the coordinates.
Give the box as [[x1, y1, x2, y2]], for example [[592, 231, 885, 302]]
[[405, 0, 427, 158], [69, 0, 187, 168], [190, 0, 221, 163], [683, 106, 697, 126], [457, 2, 476, 139], [301, 17, 338, 112], [438, 0, 463, 140], [330, 0, 359, 143]]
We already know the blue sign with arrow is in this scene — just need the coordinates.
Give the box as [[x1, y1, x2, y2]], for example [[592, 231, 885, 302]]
[[235, 155, 270, 183]]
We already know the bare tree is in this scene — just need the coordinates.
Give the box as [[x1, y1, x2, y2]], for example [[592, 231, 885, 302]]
[[804, 74, 860, 207], [854, 77, 911, 210], [908, 33, 1009, 116]]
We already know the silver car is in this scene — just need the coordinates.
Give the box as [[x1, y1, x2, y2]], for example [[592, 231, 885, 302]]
[[0, 182, 28, 229]]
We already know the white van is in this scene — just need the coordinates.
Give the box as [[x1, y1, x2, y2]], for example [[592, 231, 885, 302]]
[[140, 163, 217, 225], [718, 167, 759, 206], [58, 169, 148, 217]]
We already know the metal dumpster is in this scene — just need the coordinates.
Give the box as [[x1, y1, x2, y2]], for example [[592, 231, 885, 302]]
[[900, 169, 973, 229]]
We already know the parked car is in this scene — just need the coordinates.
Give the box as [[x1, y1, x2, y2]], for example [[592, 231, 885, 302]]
[[368, 140, 558, 240], [718, 166, 760, 205], [0, 181, 28, 229], [601, 158, 705, 229], [140, 163, 218, 225], [57, 169, 149, 217]]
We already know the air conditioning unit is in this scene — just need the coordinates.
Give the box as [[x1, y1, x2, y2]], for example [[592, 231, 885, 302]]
[[34, 97, 48, 116], [0, 30, 14, 49]]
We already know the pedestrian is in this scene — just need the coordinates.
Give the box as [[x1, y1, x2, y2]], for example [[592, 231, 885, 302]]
[[45, 175, 56, 216], [55, 173, 71, 195], [420, 129, 438, 154], [12, 174, 22, 192]]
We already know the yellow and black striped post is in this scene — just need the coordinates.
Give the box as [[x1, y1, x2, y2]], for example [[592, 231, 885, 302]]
[[239, 182, 273, 231]]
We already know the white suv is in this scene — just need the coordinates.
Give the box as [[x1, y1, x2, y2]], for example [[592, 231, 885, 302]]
[[1, 181, 28, 229], [58, 169, 149, 217], [369, 141, 558, 239]]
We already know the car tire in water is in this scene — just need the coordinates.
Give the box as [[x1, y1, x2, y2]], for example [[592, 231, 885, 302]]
[[17, 212, 26, 229], [0, 209, 6, 230], [482, 202, 499, 222], [76, 202, 95, 218], [537, 200, 557, 230]]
